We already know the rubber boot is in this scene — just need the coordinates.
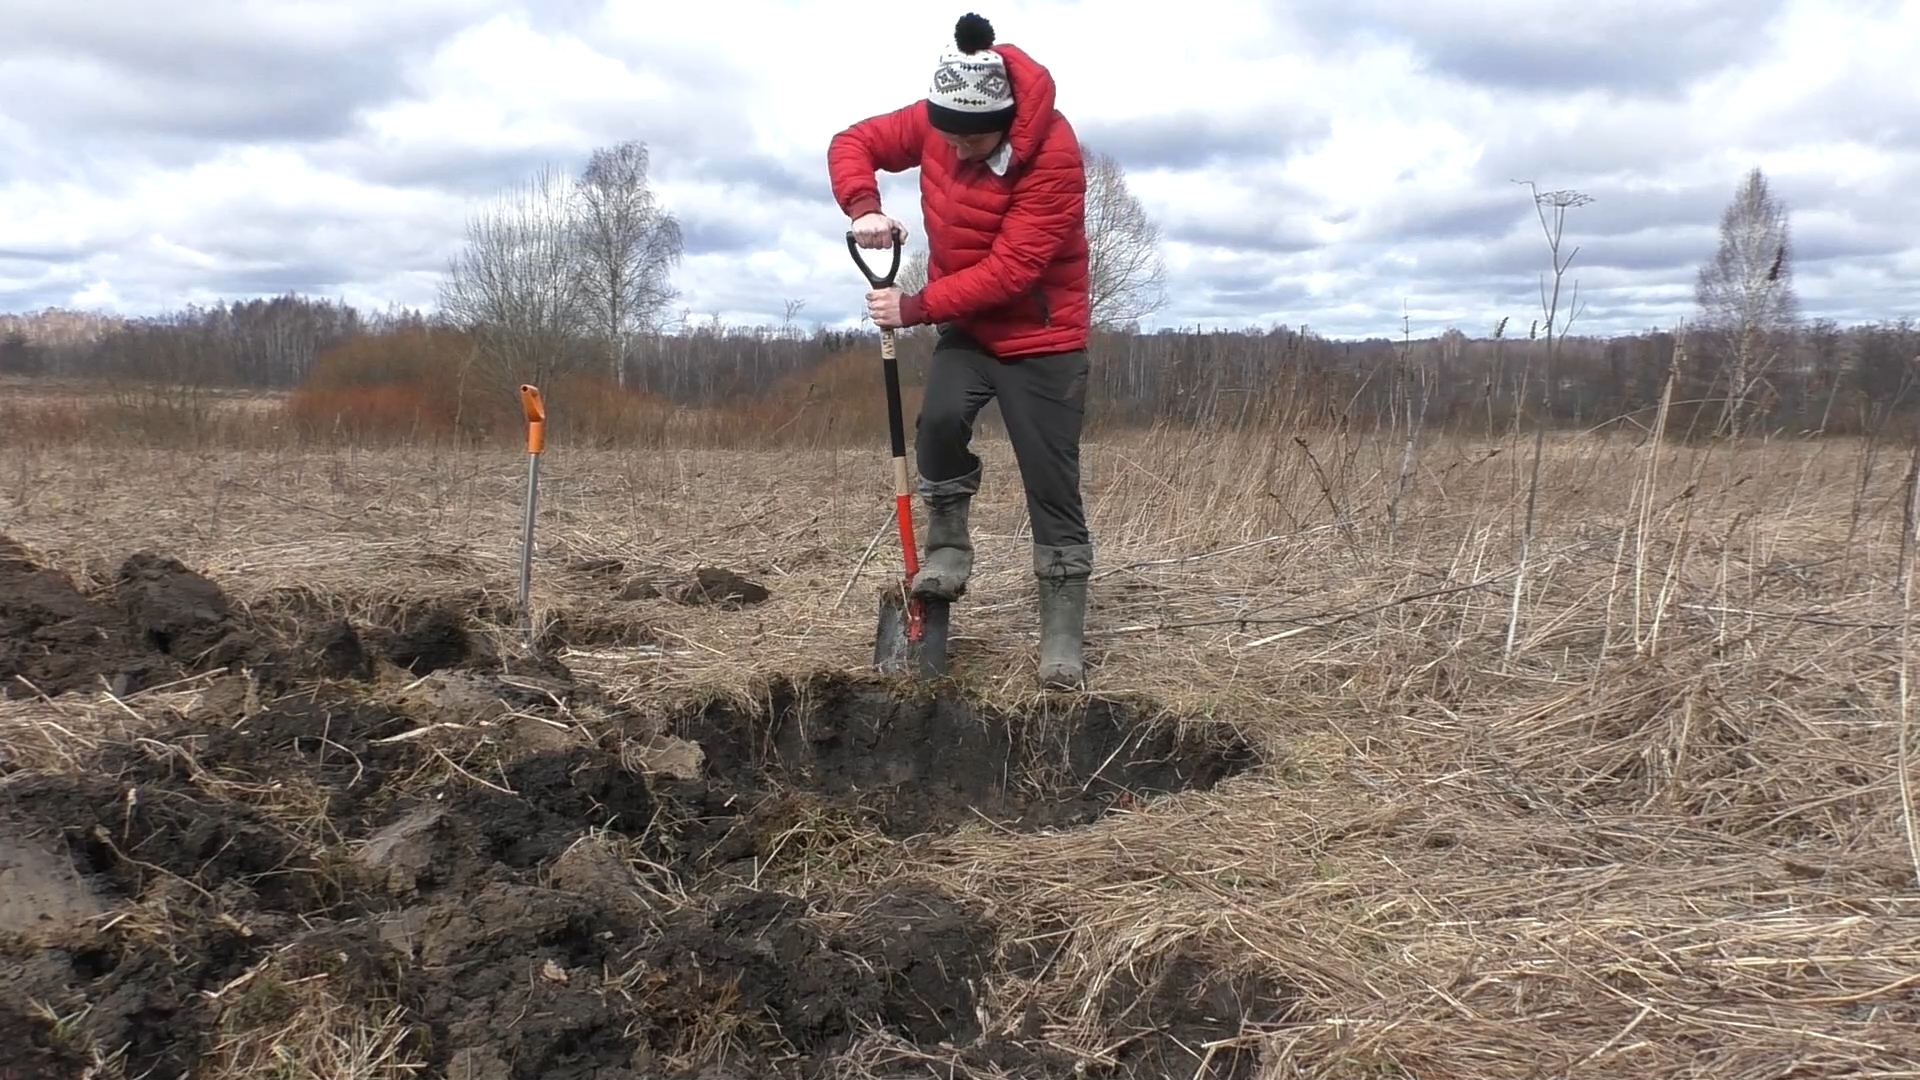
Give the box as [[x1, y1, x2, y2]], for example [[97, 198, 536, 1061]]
[[1033, 542, 1092, 690], [911, 464, 980, 601]]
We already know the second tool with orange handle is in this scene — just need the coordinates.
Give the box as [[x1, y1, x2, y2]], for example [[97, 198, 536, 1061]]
[[517, 383, 546, 641]]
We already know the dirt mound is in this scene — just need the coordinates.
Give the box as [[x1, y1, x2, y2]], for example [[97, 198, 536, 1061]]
[[0, 536, 533, 702], [0, 542, 1275, 1078], [2, 537, 198, 697], [0, 537, 281, 699], [667, 566, 770, 607]]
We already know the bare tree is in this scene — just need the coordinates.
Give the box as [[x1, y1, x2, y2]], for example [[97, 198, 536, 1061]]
[[896, 249, 930, 296], [1081, 144, 1167, 329], [439, 164, 590, 391], [1695, 166, 1799, 437], [573, 140, 683, 388], [891, 249, 938, 342]]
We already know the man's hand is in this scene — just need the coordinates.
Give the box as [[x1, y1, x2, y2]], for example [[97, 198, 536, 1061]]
[[866, 287, 904, 329], [850, 212, 906, 250]]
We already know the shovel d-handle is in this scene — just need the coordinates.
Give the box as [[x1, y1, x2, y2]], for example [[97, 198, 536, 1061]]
[[844, 228, 904, 289]]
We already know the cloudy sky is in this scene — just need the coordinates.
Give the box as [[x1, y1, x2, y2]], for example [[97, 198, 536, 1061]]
[[1, 0, 1914, 339]]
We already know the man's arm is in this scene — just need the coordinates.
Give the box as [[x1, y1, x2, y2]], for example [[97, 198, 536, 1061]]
[[900, 136, 1084, 326], [827, 102, 928, 221]]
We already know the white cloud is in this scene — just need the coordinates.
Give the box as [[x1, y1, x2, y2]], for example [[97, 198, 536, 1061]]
[[0, 0, 1914, 339]]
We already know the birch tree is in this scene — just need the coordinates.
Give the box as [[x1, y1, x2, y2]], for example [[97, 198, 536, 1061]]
[[897, 249, 929, 296], [1081, 144, 1168, 330], [1695, 167, 1799, 437], [573, 140, 683, 388]]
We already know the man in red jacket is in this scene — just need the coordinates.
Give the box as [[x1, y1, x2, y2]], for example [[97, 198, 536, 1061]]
[[828, 12, 1092, 689]]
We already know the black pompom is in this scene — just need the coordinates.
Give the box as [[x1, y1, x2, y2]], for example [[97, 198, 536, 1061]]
[[954, 13, 994, 52]]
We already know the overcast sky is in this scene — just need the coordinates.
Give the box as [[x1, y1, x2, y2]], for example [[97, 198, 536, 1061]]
[[2, 0, 1914, 339]]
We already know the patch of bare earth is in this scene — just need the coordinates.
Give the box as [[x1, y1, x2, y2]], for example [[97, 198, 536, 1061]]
[[0, 527, 1255, 1078], [1, 428, 1918, 1078]]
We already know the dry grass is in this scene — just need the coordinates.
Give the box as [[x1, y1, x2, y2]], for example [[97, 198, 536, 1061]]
[[5, 415, 1920, 1078], [193, 943, 426, 1080]]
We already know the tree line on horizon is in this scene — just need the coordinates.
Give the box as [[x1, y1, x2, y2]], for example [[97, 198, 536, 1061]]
[[2, 144, 1915, 441]]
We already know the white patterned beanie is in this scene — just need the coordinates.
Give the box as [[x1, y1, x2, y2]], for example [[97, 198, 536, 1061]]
[[926, 13, 1015, 134]]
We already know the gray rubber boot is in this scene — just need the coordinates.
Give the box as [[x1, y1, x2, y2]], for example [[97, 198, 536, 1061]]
[[911, 464, 981, 601], [1033, 542, 1093, 690]]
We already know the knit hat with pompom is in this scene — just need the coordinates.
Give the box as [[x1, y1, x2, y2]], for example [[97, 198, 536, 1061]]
[[926, 13, 1014, 134]]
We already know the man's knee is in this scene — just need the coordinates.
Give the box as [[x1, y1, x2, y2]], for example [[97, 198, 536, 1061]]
[[915, 380, 984, 484], [915, 394, 972, 446]]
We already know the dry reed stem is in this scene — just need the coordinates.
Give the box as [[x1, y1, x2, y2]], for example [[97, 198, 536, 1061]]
[[5, 428, 1920, 1079]]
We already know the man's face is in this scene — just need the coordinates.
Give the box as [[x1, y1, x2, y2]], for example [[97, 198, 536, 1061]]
[[941, 130, 1003, 162]]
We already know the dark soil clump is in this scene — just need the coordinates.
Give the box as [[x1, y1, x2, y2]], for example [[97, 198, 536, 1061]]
[[453, 748, 658, 868], [0, 1000, 97, 1080], [668, 566, 770, 607], [623, 882, 996, 1072], [376, 601, 481, 674], [308, 618, 375, 680], [111, 551, 257, 674], [1, 771, 322, 913], [1, 536, 267, 698]]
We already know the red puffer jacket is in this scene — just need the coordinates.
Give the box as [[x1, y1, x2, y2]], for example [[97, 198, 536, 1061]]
[[827, 42, 1089, 360]]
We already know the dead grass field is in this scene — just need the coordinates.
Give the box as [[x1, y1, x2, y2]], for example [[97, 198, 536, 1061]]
[[3, 417, 1919, 1079]]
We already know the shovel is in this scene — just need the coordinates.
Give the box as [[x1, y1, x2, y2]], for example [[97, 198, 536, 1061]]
[[516, 383, 545, 643], [847, 229, 950, 678]]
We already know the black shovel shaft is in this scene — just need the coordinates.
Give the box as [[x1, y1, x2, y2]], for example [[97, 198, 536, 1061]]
[[881, 334, 905, 457], [846, 229, 909, 460]]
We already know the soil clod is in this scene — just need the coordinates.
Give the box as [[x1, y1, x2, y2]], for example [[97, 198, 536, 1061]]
[[614, 578, 661, 601], [380, 602, 479, 674], [111, 551, 256, 672], [1099, 946, 1299, 1080], [310, 617, 375, 680], [565, 557, 626, 576], [1, 537, 257, 698], [668, 566, 770, 608], [0, 830, 105, 937]]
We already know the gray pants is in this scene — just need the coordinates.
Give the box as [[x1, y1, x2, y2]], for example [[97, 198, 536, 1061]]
[[915, 327, 1090, 549]]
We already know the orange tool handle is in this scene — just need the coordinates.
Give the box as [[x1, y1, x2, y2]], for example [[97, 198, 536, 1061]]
[[519, 384, 546, 454]]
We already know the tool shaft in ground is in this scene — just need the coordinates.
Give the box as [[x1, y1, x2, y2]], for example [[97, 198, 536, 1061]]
[[518, 452, 539, 622]]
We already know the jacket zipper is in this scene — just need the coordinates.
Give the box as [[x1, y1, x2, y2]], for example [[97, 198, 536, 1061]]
[[1032, 283, 1050, 327]]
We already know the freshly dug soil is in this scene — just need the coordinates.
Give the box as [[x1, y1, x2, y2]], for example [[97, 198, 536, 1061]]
[[0, 537, 1280, 1079], [0, 537, 261, 698]]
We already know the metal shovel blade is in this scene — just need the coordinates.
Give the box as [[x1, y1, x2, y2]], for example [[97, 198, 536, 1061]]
[[918, 597, 951, 677], [873, 586, 915, 675], [872, 587, 952, 678]]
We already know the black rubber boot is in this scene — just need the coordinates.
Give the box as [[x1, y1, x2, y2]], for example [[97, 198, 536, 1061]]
[[1033, 542, 1092, 690], [911, 464, 981, 601]]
